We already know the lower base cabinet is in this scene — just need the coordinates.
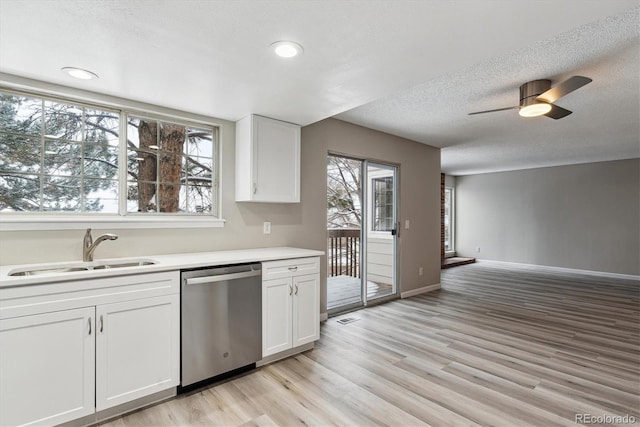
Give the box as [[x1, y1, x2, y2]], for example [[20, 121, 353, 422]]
[[262, 257, 320, 358], [0, 307, 95, 427], [0, 272, 180, 427], [96, 295, 179, 411]]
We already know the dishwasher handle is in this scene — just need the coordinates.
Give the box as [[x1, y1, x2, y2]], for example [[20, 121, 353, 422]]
[[184, 269, 261, 286]]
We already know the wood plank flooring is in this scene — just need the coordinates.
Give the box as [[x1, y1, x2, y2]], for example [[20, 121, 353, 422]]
[[327, 275, 393, 310], [101, 262, 639, 426]]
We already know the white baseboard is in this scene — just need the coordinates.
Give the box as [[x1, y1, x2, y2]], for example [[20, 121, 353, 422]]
[[320, 312, 328, 322], [400, 283, 441, 298], [476, 259, 640, 281]]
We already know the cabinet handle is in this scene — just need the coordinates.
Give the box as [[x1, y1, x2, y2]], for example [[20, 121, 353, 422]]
[[253, 183, 257, 194], [289, 285, 292, 295], [288, 266, 298, 272], [100, 315, 104, 333], [295, 284, 299, 295], [88, 317, 92, 335]]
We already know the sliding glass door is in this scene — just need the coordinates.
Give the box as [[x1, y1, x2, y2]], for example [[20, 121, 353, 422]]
[[326, 155, 398, 315]]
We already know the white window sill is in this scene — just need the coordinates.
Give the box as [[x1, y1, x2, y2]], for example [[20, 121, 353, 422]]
[[0, 214, 226, 231]]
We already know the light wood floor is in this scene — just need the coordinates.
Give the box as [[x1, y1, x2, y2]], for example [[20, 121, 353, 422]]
[[102, 262, 639, 426], [327, 275, 393, 310]]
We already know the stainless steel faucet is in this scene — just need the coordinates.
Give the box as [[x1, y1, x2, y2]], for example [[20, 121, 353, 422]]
[[83, 228, 118, 262]]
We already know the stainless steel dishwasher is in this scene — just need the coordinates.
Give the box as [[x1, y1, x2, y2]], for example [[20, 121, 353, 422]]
[[181, 263, 262, 387]]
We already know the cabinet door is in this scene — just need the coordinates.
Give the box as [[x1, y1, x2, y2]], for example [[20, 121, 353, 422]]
[[253, 115, 300, 202], [292, 274, 320, 347], [96, 294, 179, 411], [0, 307, 95, 427], [262, 277, 293, 357]]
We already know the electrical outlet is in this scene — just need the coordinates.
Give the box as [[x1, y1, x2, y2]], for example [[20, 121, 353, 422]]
[[419, 267, 423, 276], [263, 222, 271, 234]]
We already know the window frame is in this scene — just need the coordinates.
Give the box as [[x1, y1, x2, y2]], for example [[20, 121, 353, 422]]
[[0, 86, 224, 231], [371, 176, 394, 233], [444, 186, 455, 254]]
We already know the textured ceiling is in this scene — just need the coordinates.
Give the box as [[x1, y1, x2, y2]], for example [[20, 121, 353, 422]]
[[338, 5, 640, 175], [0, 1, 638, 175]]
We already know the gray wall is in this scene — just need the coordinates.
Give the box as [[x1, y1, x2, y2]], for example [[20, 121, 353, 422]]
[[456, 159, 640, 275], [299, 118, 442, 311], [0, 116, 442, 315]]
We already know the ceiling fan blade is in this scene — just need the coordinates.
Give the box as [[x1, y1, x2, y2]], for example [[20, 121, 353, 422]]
[[536, 76, 592, 103], [468, 106, 519, 115], [544, 104, 572, 119]]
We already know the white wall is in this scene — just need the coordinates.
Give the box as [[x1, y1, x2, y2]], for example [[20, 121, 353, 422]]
[[456, 159, 640, 275]]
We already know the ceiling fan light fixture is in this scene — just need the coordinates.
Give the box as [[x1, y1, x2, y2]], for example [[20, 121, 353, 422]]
[[519, 102, 552, 117]]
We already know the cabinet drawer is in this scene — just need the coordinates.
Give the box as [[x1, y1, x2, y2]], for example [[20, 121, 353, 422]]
[[262, 257, 319, 280]]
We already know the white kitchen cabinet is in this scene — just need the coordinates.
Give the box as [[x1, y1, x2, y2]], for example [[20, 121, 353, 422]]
[[0, 307, 95, 427], [236, 114, 301, 203], [0, 271, 179, 426], [96, 294, 179, 410], [262, 257, 320, 357]]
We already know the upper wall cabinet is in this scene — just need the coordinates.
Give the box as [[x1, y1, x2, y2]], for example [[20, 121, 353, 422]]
[[236, 115, 301, 203]]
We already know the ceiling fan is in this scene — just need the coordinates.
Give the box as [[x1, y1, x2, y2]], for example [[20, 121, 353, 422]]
[[468, 76, 592, 119]]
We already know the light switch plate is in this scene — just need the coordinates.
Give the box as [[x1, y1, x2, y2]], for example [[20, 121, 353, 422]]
[[263, 222, 271, 234], [405, 220, 410, 229]]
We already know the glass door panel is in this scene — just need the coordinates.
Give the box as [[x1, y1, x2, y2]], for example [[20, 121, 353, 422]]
[[365, 162, 397, 301], [327, 155, 363, 313]]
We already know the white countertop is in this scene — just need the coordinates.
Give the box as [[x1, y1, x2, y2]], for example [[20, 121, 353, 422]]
[[0, 247, 324, 288]]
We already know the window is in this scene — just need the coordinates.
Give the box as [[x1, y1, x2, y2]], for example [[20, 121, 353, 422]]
[[126, 116, 215, 214], [372, 176, 393, 231], [444, 187, 454, 252], [0, 89, 219, 224]]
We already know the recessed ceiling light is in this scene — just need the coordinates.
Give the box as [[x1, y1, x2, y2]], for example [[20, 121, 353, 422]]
[[270, 41, 303, 58], [61, 67, 99, 80]]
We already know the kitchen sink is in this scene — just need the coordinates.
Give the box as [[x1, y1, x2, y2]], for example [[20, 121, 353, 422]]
[[9, 259, 157, 276], [92, 260, 156, 270]]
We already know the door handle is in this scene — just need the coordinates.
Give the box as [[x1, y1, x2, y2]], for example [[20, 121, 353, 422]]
[[88, 317, 92, 335], [289, 285, 293, 295], [100, 315, 104, 333], [295, 284, 299, 295]]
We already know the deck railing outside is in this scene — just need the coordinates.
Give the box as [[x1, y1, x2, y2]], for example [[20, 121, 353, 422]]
[[327, 228, 360, 278]]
